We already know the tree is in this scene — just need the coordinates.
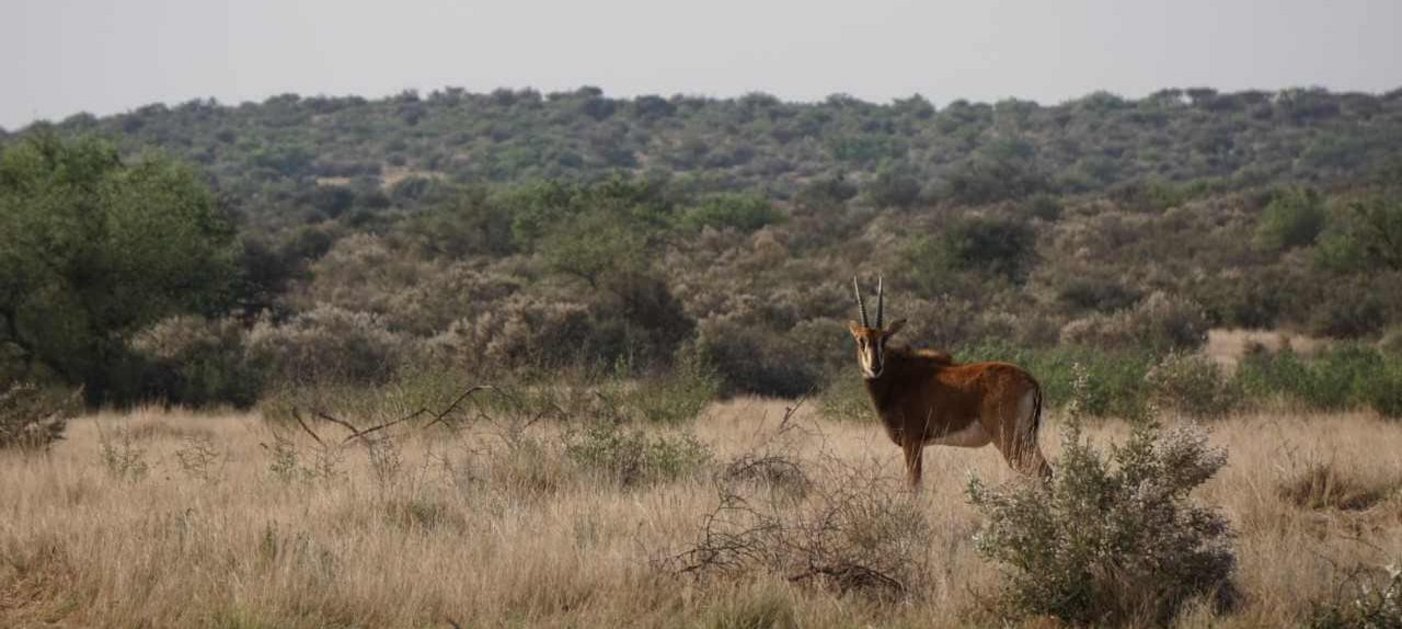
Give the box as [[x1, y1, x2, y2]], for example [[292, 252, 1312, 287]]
[[0, 134, 238, 403], [908, 215, 1039, 289], [680, 193, 783, 232], [862, 160, 922, 209], [1316, 195, 1402, 272], [1254, 186, 1325, 251]]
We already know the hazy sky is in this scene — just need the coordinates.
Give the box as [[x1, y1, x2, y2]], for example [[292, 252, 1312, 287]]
[[3, 0, 1399, 130]]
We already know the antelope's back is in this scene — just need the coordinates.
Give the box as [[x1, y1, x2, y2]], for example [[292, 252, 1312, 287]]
[[935, 360, 1039, 396]]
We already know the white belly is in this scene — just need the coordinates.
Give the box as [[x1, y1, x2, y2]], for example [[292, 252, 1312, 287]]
[[926, 420, 991, 447]]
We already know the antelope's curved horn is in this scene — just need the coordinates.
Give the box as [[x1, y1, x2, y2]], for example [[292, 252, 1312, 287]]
[[853, 276, 869, 327], [876, 275, 885, 328]]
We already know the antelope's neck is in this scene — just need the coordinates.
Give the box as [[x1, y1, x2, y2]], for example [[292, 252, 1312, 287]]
[[862, 347, 910, 407]]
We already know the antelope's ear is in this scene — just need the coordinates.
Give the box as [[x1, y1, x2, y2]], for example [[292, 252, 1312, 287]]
[[847, 320, 864, 337], [883, 319, 907, 337]]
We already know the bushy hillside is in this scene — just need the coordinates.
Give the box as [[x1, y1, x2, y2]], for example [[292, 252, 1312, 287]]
[[13, 86, 1402, 214], [3, 87, 1402, 408]]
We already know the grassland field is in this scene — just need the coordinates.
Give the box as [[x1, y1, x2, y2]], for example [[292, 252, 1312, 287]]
[[3, 392, 1402, 628]]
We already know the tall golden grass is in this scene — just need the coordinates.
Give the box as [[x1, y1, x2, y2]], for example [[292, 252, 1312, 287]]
[[2, 399, 1400, 627]]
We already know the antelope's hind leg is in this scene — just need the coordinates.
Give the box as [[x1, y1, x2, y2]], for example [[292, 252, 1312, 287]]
[[991, 390, 1053, 480]]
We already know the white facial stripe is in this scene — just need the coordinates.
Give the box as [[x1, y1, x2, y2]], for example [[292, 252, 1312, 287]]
[[859, 338, 884, 379]]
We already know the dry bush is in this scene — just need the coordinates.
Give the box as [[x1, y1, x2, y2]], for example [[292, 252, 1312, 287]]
[[1060, 291, 1210, 352], [1278, 459, 1401, 512], [721, 454, 813, 500], [1309, 565, 1402, 629], [1381, 327, 1402, 357], [427, 293, 599, 372], [97, 426, 150, 482], [668, 455, 931, 601], [564, 421, 712, 487], [0, 382, 77, 451], [247, 304, 415, 384], [967, 417, 1235, 626]]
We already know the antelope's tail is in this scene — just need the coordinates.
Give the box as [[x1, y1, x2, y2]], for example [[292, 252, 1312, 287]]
[[1031, 381, 1044, 442]]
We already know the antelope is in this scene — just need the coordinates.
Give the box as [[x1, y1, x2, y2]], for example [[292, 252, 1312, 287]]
[[848, 277, 1052, 487]]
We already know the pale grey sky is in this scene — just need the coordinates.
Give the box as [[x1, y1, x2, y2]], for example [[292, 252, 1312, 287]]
[[2, 0, 1399, 130]]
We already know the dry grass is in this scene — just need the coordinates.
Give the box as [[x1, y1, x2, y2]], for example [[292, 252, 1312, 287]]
[[2, 400, 1401, 627], [1206, 328, 1330, 370]]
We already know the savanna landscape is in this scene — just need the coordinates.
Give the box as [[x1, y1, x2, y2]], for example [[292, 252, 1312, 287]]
[[5, 85, 1402, 627]]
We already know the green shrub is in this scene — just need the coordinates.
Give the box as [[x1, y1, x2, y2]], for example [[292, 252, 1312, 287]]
[[1359, 358, 1402, 419], [129, 315, 264, 408], [967, 419, 1236, 625], [1021, 193, 1065, 222], [1235, 347, 1312, 401], [961, 341, 1154, 420], [694, 318, 820, 398], [0, 134, 239, 405], [817, 372, 872, 422], [1308, 292, 1386, 339], [908, 215, 1038, 285], [1145, 352, 1242, 419], [603, 350, 720, 424], [1236, 345, 1402, 417], [1255, 186, 1326, 251], [681, 194, 785, 232], [1314, 195, 1402, 273]]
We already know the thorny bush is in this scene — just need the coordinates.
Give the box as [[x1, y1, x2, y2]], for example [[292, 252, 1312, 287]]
[[0, 382, 78, 451], [966, 409, 1236, 626], [668, 451, 932, 601]]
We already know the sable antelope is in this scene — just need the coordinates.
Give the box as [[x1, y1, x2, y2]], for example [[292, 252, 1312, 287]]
[[848, 277, 1051, 487]]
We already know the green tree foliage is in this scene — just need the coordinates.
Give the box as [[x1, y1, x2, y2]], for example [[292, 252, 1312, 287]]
[[1316, 195, 1402, 272], [1255, 186, 1326, 251], [400, 186, 516, 258], [679, 194, 783, 232], [0, 134, 237, 403], [945, 153, 1050, 204], [862, 160, 922, 209], [907, 215, 1038, 292]]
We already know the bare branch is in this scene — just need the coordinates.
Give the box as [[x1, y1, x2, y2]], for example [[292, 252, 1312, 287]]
[[342, 407, 427, 445], [314, 410, 364, 438], [290, 408, 325, 446], [425, 385, 498, 429]]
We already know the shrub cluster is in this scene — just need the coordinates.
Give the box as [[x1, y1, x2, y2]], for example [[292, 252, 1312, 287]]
[[1145, 351, 1242, 419], [671, 458, 932, 601], [1060, 292, 1210, 354], [564, 421, 711, 486], [1309, 566, 1402, 629], [0, 382, 78, 451], [967, 417, 1236, 625], [1237, 345, 1402, 417]]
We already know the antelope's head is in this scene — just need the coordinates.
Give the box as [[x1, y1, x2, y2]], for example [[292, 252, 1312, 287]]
[[848, 276, 906, 379]]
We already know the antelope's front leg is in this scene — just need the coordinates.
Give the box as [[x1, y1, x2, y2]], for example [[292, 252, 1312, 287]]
[[901, 440, 924, 489]]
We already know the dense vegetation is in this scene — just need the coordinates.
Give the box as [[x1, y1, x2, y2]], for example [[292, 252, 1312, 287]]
[[3, 87, 1402, 411]]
